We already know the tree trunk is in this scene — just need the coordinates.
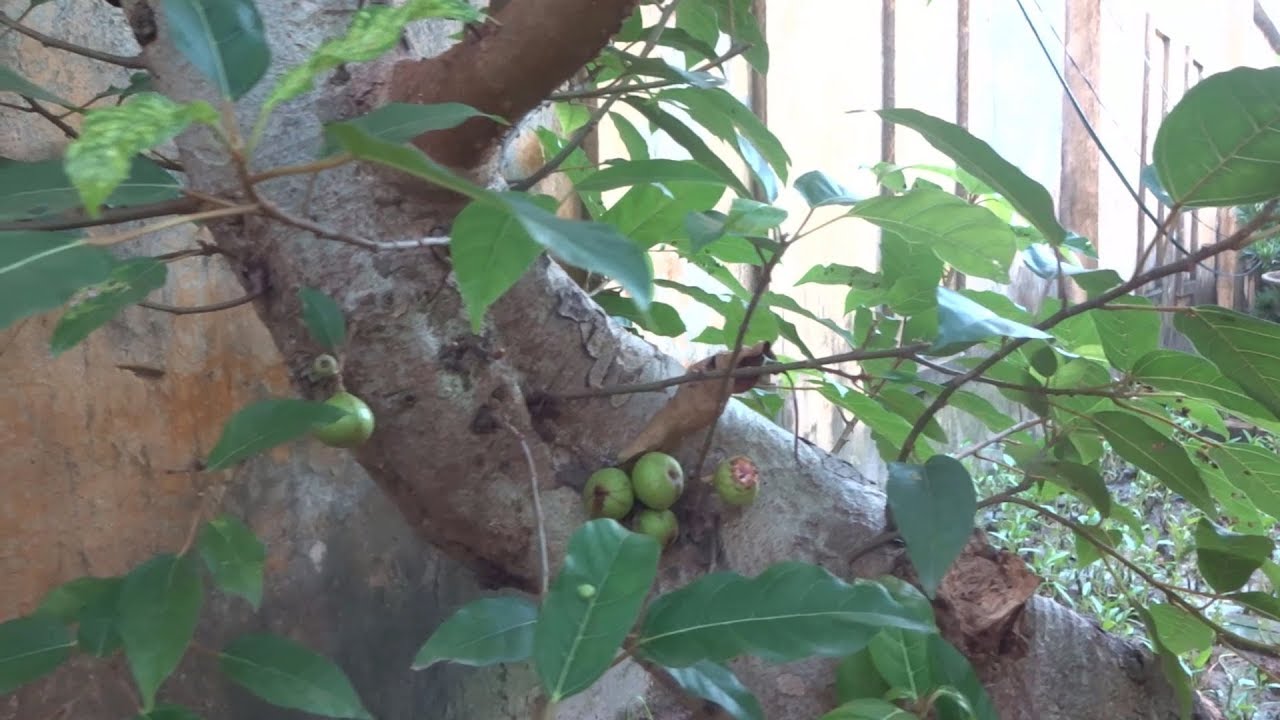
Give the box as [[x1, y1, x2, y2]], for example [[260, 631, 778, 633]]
[[115, 0, 1210, 716]]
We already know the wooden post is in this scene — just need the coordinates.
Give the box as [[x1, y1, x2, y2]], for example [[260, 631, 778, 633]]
[[1059, 0, 1102, 298]]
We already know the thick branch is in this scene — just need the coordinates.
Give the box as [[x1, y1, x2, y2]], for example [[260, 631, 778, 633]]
[[1256, 0, 1280, 54], [387, 0, 640, 168]]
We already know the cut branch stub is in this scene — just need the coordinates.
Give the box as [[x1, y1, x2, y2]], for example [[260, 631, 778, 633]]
[[616, 342, 774, 462]]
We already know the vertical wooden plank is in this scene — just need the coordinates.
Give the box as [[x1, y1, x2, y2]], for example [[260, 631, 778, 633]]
[[1136, 10, 1152, 273], [881, 0, 896, 167], [1059, 0, 1102, 295]]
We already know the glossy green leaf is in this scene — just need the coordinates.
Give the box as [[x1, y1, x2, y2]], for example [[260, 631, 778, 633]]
[[326, 122, 487, 200], [0, 64, 71, 106], [675, 0, 720, 65], [637, 563, 936, 667], [712, 0, 768, 71], [1208, 444, 1280, 520], [0, 616, 73, 694], [622, 97, 751, 196], [451, 201, 543, 331], [609, 112, 650, 160], [197, 515, 265, 609], [535, 519, 660, 702], [1131, 349, 1275, 424], [51, 259, 168, 356], [220, 634, 373, 719], [1024, 459, 1111, 516], [881, 233, 943, 315], [853, 189, 1016, 282], [835, 647, 890, 703], [1195, 519, 1274, 593], [161, 0, 269, 99], [878, 388, 947, 445], [878, 108, 1066, 244], [926, 635, 997, 720], [665, 661, 764, 720], [932, 287, 1052, 352], [604, 182, 725, 248], [868, 628, 930, 700], [794, 170, 862, 207], [1174, 306, 1280, 421], [265, 0, 482, 113], [0, 231, 116, 333], [0, 157, 180, 222], [298, 287, 347, 352], [1135, 606, 1193, 720], [319, 102, 504, 157], [1092, 411, 1214, 515], [659, 87, 789, 183], [595, 292, 686, 338], [118, 554, 203, 710], [204, 399, 349, 471], [1146, 603, 1214, 655], [818, 383, 916, 457], [1153, 66, 1280, 206], [1088, 296, 1160, 371], [820, 698, 919, 720], [135, 704, 203, 720], [64, 94, 217, 216], [886, 457, 977, 597], [575, 159, 726, 192], [722, 197, 787, 235], [413, 596, 537, 670]]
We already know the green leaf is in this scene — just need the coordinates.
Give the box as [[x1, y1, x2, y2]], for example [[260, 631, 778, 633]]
[[637, 563, 935, 667], [1146, 603, 1214, 655], [595, 292, 686, 338], [197, 515, 265, 609], [0, 231, 116, 333], [1135, 606, 1193, 720], [0, 64, 71, 106], [886, 457, 977, 597], [608, 112, 650, 160], [1092, 411, 1215, 515], [1087, 296, 1160, 371], [319, 102, 504, 157], [932, 287, 1052, 352], [1131, 349, 1276, 424], [723, 197, 787, 235], [1024, 459, 1111, 516], [118, 554, 203, 710], [503, 193, 654, 309], [135, 704, 203, 720], [0, 616, 73, 694], [1195, 519, 1274, 593], [835, 647, 891, 703], [76, 578, 124, 657], [946, 391, 1017, 434], [852, 189, 1016, 282], [264, 0, 483, 114], [36, 576, 119, 623], [160, 0, 270, 100], [413, 596, 537, 670], [926, 635, 997, 720], [220, 634, 373, 719], [1207, 444, 1280, 520], [0, 157, 180, 222], [1153, 66, 1280, 206], [665, 661, 764, 720], [575, 159, 727, 193], [712, 0, 768, 72], [622, 97, 751, 196], [658, 87, 790, 184], [794, 170, 862, 207], [820, 698, 920, 720], [65, 94, 217, 216], [51, 259, 168, 355], [818, 382, 916, 457], [1228, 592, 1280, 622], [1174, 306, 1280, 421], [877, 108, 1067, 245], [204, 398, 349, 471], [325, 122, 489, 200], [535, 519, 660, 702], [297, 287, 347, 352], [868, 628, 931, 700], [451, 201, 543, 331], [604, 182, 725, 248], [881, 233, 943, 315]]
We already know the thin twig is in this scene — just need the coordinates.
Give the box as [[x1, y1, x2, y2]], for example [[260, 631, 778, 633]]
[[86, 204, 260, 246], [257, 196, 451, 251], [557, 344, 931, 400], [896, 199, 1280, 462], [953, 416, 1046, 460], [0, 197, 207, 232], [0, 11, 145, 68], [248, 153, 354, 184], [139, 289, 262, 316], [511, 0, 683, 191], [23, 95, 78, 138], [499, 417, 550, 596], [548, 42, 749, 101]]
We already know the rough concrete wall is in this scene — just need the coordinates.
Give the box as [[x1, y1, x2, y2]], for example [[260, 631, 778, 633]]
[[0, 2, 535, 719]]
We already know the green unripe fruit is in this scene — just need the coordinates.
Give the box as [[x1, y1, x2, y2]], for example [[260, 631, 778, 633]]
[[577, 584, 597, 599], [714, 455, 760, 506], [630, 452, 685, 510], [312, 392, 376, 448], [583, 468, 634, 520], [633, 508, 678, 547]]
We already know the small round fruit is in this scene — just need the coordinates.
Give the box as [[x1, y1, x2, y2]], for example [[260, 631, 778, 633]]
[[577, 584, 597, 599], [312, 392, 376, 448], [582, 468, 634, 520], [714, 455, 760, 506], [630, 452, 685, 510], [633, 508, 678, 547], [311, 353, 340, 379]]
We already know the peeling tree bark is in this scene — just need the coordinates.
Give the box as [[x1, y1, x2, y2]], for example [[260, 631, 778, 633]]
[[124, 0, 1215, 716]]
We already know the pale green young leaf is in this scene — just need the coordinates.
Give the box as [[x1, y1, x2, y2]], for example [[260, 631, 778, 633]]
[[118, 554, 203, 710], [0, 231, 116, 333], [220, 634, 373, 719], [64, 94, 217, 216], [51, 259, 168, 356], [413, 596, 537, 670], [161, 0, 270, 99]]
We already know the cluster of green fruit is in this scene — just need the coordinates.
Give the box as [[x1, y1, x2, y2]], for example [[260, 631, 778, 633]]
[[583, 452, 760, 547]]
